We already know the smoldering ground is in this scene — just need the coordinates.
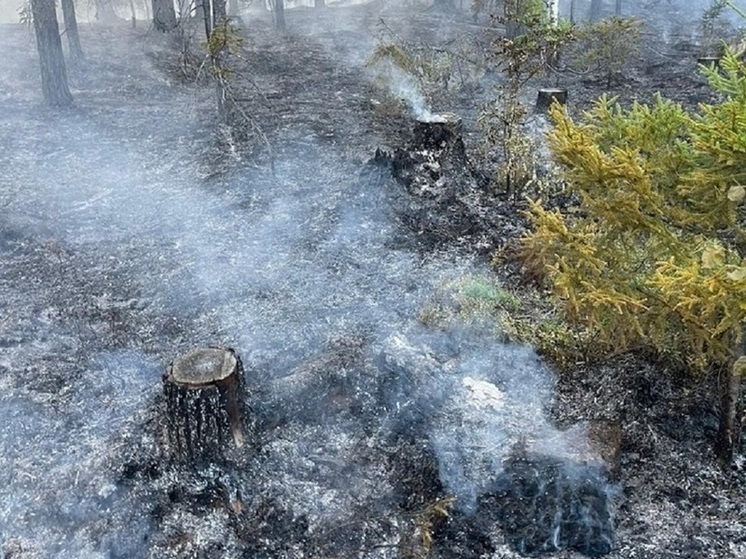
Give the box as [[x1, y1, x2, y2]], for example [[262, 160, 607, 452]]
[[3, 2, 746, 558], [0, 12, 620, 558]]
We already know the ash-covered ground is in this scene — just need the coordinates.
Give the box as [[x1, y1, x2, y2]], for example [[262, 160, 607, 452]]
[[0, 2, 745, 559]]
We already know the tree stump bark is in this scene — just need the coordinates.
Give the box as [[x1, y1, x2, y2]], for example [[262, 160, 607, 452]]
[[163, 347, 246, 462], [413, 113, 464, 152], [697, 56, 721, 69], [536, 88, 568, 113]]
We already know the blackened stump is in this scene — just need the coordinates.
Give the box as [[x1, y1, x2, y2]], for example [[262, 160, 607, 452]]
[[373, 110, 500, 252], [413, 113, 464, 154], [536, 88, 568, 113], [697, 56, 721, 69], [163, 347, 246, 462]]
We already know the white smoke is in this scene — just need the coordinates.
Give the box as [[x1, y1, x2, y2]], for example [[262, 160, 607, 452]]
[[370, 58, 438, 121]]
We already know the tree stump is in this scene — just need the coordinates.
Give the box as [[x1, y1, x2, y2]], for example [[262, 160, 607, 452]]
[[163, 347, 246, 462], [536, 88, 568, 113], [413, 113, 463, 151], [697, 56, 721, 69]]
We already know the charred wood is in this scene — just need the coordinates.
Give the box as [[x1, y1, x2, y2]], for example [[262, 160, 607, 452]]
[[163, 347, 248, 463]]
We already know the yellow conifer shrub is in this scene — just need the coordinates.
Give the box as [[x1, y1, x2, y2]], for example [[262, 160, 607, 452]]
[[522, 51, 746, 372]]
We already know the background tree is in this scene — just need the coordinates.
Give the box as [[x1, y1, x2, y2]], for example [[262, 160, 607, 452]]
[[275, 0, 285, 31], [588, 0, 602, 20], [201, 0, 212, 38], [31, 0, 73, 106], [212, 0, 226, 27], [432, 0, 455, 10], [95, 0, 122, 22], [152, 0, 177, 31], [521, 52, 746, 463], [60, 0, 84, 62]]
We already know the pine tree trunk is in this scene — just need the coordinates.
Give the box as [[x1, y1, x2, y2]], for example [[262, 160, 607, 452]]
[[615, 0, 622, 16], [176, 0, 187, 19], [275, 0, 285, 31], [717, 332, 745, 465], [60, 0, 84, 62], [31, 0, 73, 106], [129, 0, 137, 27], [200, 0, 212, 39], [212, 0, 226, 25], [152, 0, 177, 31], [589, 0, 602, 21], [96, 0, 121, 23], [163, 347, 247, 463], [206, 0, 228, 120]]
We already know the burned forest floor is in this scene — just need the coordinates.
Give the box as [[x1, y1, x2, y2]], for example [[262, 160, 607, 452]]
[[0, 3, 745, 559]]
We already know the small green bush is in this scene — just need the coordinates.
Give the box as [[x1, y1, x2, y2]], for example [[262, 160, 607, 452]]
[[571, 17, 642, 87]]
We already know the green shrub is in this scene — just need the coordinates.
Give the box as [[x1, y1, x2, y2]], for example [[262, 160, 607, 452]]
[[572, 17, 642, 87]]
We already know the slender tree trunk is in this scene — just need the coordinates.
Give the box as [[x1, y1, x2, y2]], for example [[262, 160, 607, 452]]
[[228, 0, 238, 16], [212, 0, 226, 26], [201, 0, 212, 40], [206, 0, 229, 120], [129, 0, 137, 27], [176, 0, 188, 20], [31, 0, 73, 106], [151, 0, 177, 31], [615, 0, 622, 16], [314, 0, 324, 9], [717, 331, 746, 465], [96, 0, 121, 22], [569, 0, 575, 23], [144, 0, 150, 21], [60, 0, 84, 62], [275, 0, 285, 31], [589, 0, 602, 21]]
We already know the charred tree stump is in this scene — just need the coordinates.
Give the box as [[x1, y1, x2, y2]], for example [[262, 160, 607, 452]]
[[697, 56, 721, 69], [163, 347, 246, 462], [536, 88, 568, 113], [412, 113, 465, 156], [373, 111, 500, 251]]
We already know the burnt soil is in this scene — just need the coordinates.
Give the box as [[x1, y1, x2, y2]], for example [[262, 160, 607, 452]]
[[0, 3, 744, 559]]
